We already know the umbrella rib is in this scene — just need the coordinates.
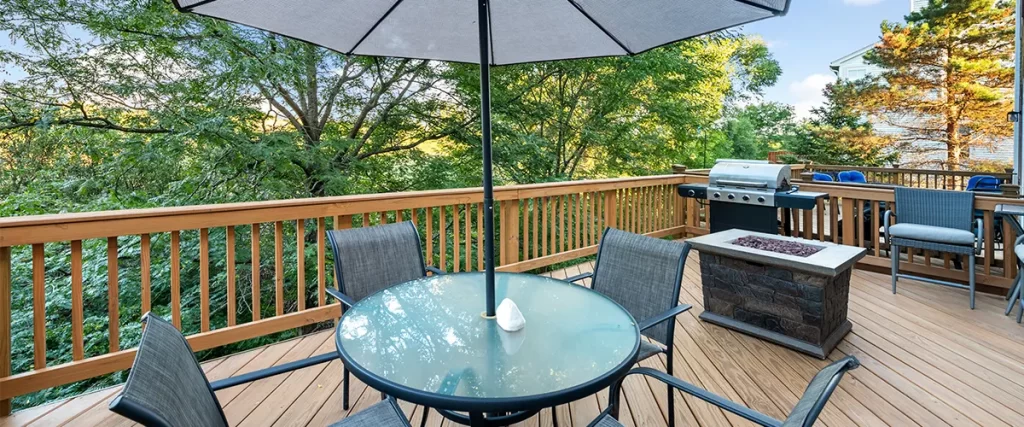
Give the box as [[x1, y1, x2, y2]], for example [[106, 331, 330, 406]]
[[732, 0, 787, 15], [566, 0, 632, 55], [347, 0, 407, 55]]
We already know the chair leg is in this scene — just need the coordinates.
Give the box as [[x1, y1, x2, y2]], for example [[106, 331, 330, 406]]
[[551, 407, 559, 427], [419, 407, 429, 427], [969, 254, 976, 310], [343, 368, 350, 410], [666, 349, 675, 427], [891, 244, 899, 294]]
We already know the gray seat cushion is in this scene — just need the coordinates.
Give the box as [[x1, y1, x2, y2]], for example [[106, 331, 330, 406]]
[[329, 399, 411, 427], [638, 340, 667, 362], [888, 223, 974, 246], [590, 414, 626, 427]]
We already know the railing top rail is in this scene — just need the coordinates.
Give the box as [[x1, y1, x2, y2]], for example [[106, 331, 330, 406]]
[[805, 164, 1014, 178], [0, 175, 686, 247]]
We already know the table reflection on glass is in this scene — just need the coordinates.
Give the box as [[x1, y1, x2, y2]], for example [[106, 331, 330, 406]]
[[335, 272, 640, 426]]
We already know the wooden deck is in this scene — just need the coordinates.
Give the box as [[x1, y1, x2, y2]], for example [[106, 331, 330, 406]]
[[3, 253, 1024, 427]]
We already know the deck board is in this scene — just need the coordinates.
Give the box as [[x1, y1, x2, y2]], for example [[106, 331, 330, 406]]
[[5, 251, 1024, 426]]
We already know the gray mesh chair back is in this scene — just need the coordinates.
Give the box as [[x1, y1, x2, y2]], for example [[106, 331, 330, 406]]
[[109, 314, 228, 427], [592, 228, 690, 344], [328, 221, 427, 301], [894, 187, 974, 231]]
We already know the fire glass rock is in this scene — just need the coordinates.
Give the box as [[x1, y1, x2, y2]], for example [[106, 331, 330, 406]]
[[731, 235, 824, 257]]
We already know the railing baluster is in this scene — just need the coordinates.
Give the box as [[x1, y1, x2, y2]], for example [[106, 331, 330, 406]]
[[576, 193, 583, 248], [871, 201, 880, 257], [32, 244, 45, 368], [542, 198, 550, 256], [107, 237, 119, 352], [141, 234, 151, 316], [316, 218, 325, 307], [983, 211, 994, 275], [440, 207, 447, 270], [520, 200, 528, 261], [532, 198, 539, 259], [200, 228, 210, 332], [453, 206, 461, 273], [465, 204, 472, 271], [1, 245, 10, 415], [226, 227, 236, 326], [426, 208, 434, 267], [251, 224, 260, 322], [275, 221, 284, 316], [171, 231, 181, 329], [296, 219, 305, 311]]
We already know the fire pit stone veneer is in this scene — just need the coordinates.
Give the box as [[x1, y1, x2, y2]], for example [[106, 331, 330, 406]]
[[688, 229, 867, 359]]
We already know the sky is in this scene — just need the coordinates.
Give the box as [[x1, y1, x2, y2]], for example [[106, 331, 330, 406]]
[[742, 0, 913, 118]]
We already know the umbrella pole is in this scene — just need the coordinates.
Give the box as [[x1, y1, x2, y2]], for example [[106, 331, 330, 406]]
[[479, 0, 497, 318]]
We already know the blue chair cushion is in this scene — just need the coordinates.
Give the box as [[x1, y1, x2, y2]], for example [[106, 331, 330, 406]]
[[812, 173, 834, 182], [889, 224, 975, 246]]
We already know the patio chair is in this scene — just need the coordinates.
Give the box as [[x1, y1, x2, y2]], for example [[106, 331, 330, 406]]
[[1015, 236, 1024, 323], [812, 172, 834, 182], [564, 227, 692, 427], [327, 221, 442, 422], [885, 188, 982, 308], [588, 356, 860, 427], [837, 170, 867, 183], [108, 313, 411, 427], [966, 175, 1001, 192]]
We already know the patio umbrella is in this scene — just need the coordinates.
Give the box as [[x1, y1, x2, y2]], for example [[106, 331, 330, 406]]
[[172, 0, 792, 317]]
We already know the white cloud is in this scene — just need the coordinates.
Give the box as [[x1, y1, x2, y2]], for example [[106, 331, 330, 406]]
[[788, 73, 836, 119], [843, 0, 886, 5]]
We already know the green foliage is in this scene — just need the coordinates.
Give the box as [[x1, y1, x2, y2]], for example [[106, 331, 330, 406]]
[[786, 82, 899, 166], [722, 102, 796, 160], [0, 0, 781, 410]]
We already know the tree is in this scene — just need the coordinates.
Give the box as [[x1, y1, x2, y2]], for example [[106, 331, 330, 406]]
[[722, 102, 796, 160], [851, 0, 1015, 169], [787, 82, 898, 166]]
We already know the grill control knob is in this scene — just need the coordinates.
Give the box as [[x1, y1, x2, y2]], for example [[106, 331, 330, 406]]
[[757, 196, 766, 203], [742, 195, 750, 202], [687, 190, 696, 197], [727, 193, 735, 200], [713, 192, 721, 199]]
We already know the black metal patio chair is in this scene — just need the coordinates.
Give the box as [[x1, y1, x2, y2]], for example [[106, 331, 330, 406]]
[[564, 227, 692, 427], [588, 356, 860, 427], [108, 313, 410, 427], [327, 221, 442, 424], [884, 187, 982, 309]]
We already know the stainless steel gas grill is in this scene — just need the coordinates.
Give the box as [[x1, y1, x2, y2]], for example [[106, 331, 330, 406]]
[[678, 160, 828, 235]]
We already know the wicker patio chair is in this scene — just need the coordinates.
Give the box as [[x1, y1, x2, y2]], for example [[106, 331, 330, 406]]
[[588, 356, 860, 427], [108, 314, 411, 427], [564, 227, 692, 427], [327, 221, 441, 425], [884, 187, 982, 308]]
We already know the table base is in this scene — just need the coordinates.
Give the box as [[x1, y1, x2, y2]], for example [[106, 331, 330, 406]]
[[436, 408, 539, 427]]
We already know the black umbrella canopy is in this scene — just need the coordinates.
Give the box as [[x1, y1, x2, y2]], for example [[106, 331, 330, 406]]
[[173, 0, 791, 317]]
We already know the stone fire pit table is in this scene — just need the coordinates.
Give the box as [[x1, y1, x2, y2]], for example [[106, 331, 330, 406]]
[[688, 229, 866, 359]]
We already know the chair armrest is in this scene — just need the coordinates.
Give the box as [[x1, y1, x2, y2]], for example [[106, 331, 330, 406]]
[[326, 287, 357, 308], [975, 218, 984, 255], [425, 266, 446, 276], [639, 304, 692, 332], [565, 272, 594, 284], [883, 210, 895, 241], [210, 352, 338, 391], [618, 368, 782, 427]]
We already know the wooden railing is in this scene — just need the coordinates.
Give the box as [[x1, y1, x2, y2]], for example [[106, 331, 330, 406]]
[[0, 175, 688, 412], [803, 164, 1015, 192], [679, 173, 1022, 292]]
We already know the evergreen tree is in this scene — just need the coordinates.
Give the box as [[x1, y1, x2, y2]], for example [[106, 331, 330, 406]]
[[788, 82, 898, 166], [851, 0, 1015, 169]]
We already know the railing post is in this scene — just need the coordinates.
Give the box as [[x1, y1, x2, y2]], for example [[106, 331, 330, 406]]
[[500, 200, 520, 264], [603, 190, 618, 234], [1, 245, 11, 416]]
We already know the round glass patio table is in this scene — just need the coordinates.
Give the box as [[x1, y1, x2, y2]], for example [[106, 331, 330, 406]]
[[334, 272, 640, 425]]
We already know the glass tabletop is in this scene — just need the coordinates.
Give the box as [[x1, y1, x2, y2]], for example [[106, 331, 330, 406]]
[[335, 272, 639, 411]]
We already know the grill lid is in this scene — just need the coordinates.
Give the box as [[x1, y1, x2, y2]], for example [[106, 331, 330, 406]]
[[709, 160, 790, 190]]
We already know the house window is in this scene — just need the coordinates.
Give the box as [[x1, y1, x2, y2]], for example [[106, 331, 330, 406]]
[[846, 68, 867, 81]]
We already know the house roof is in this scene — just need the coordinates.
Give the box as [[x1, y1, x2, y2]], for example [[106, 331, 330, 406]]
[[829, 43, 877, 73]]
